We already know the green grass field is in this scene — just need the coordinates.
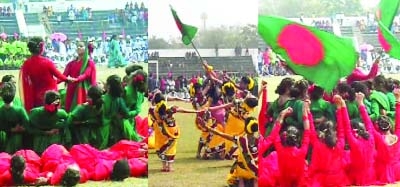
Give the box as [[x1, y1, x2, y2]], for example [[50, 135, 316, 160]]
[[0, 62, 148, 187], [147, 74, 400, 187]]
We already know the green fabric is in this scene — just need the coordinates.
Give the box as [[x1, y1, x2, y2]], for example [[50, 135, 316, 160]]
[[103, 94, 141, 148], [170, 5, 198, 45], [124, 85, 144, 117], [369, 90, 390, 121], [258, 15, 357, 92], [28, 107, 70, 154], [59, 88, 66, 109], [377, 21, 400, 59], [310, 98, 335, 121], [284, 99, 304, 130], [386, 92, 396, 118], [346, 101, 361, 122], [68, 104, 103, 146], [265, 98, 293, 135], [0, 105, 29, 153], [0, 97, 23, 108], [377, 0, 400, 28]]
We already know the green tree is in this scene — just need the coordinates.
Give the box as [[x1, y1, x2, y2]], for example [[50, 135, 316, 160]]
[[259, 0, 365, 17], [148, 36, 170, 49]]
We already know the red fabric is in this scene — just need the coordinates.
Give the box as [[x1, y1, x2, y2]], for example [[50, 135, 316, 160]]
[[346, 62, 379, 84], [49, 163, 89, 185], [369, 103, 400, 184], [41, 144, 72, 172], [135, 116, 149, 137], [258, 88, 268, 136], [258, 122, 280, 187], [308, 111, 350, 187], [62, 58, 96, 112], [277, 24, 324, 66], [263, 51, 270, 65], [70, 144, 100, 179], [128, 158, 147, 177], [378, 28, 391, 52], [342, 106, 376, 185], [109, 140, 145, 159], [20, 55, 68, 112], [0, 153, 11, 186], [92, 159, 114, 181], [14, 150, 42, 184], [273, 122, 310, 187]]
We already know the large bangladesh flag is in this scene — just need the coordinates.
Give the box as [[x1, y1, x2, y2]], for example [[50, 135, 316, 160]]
[[170, 5, 198, 45], [376, 0, 400, 59], [258, 15, 358, 92]]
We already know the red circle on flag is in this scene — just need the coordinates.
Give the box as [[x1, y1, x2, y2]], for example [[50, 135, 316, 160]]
[[378, 28, 391, 52], [277, 24, 324, 66]]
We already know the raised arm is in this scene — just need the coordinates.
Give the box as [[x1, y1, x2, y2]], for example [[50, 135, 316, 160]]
[[333, 96, 345, 145], [203, 123, 234, 141], [207, 102, 233, 111], [272, 107, 293, 150], [356, 92, 379, 142], [341, 95, 358, 146], [258, 82, 268, 136], [300, 101, 311, 153], [393, 89, 400, 135]]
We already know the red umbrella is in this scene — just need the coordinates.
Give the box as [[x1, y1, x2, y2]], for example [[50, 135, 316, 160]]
[[51, 32, 67, 41]]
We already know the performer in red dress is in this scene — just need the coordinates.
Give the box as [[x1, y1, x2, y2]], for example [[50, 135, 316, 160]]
[[62, 41, 97, 112], [19, 37, 75, 112], [272, 105, 311, 187], [307, 96, 349, 187], [342, 93, 376, 185]]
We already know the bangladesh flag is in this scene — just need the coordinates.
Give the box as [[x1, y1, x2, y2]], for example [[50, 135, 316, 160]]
[[376, 0, 400, 28], [258, 15, 358, 92], [376, 0, 400, 59], [170, 5, 198, 45]]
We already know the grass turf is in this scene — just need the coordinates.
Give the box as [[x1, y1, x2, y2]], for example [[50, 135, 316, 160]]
[[0, 62, 149, 186]]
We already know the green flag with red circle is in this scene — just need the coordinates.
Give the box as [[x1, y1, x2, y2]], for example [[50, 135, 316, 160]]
[[376, 0, 400, 59], [258, 15, 358, 92], [170, 5, 198, 45]]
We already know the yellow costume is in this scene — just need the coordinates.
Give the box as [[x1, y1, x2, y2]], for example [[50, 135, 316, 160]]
[[224, 100, 255, 159], [196, 111, 225, 158], [148, 115, 155, 149], [227, 119, 259, 186], [151, 101, 180, 162]]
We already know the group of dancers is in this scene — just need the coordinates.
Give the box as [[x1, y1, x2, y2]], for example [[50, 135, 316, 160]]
[[148, 61, 260, 186], [0, 36, 148, 185], [258, 58, 400, 187]]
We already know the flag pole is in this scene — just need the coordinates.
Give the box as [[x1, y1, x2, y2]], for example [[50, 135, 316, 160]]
[[190, 41, 210, 71]]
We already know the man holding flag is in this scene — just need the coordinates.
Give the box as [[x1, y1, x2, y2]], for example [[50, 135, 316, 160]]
[[61, 41, 97, 112]]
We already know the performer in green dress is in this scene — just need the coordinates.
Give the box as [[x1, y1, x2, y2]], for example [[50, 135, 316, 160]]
[[28, 91, 70, 154], [103, 75, 140, 148], [265, 78, 295, 136], [336, 82, 360, 122], [369, 76, 390, 121], [108, 35, 126, 68], [0, 82, 29, 153], [68, 85, 103, 146], [309, 85, 335, 126], [0, 75, 22, 107]]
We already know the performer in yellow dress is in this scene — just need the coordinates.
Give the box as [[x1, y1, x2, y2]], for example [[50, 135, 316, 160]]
[[202, 116, 259, 187], [149, 91, 200, 172], [223, 96, 258, 160], [189, 82, 209, 159]]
